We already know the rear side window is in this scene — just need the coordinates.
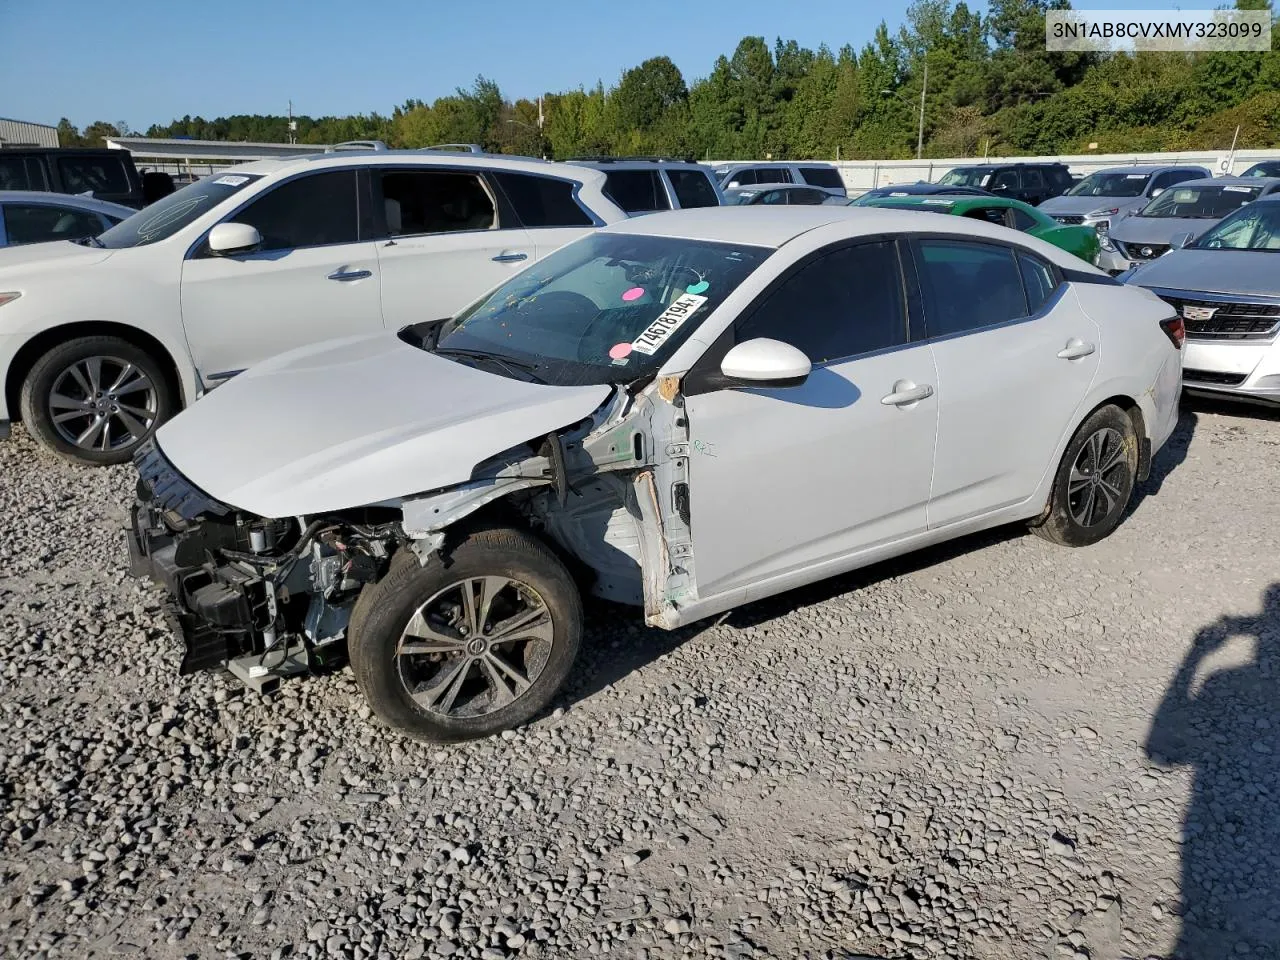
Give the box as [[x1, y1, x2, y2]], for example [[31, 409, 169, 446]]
[[378, 169, 496, 236], [915, 239, 1028, 337], [56, 156, 130, 196], [667, 169, 720, 208], [229, 170, 361, 250], [736, 241, 906, 364], [491, 172, 592, 227], [602, 170, 669, 213], [799, 166, 844, 189], [2, 204, 105, 245], [1019, 253, 1059, 312]]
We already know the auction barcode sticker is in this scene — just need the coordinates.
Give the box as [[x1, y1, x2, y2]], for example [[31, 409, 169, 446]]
[[1046, 9, 1271, 52], [630, 293, 708, 356]]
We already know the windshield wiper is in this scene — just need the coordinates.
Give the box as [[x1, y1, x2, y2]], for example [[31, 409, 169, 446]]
[[434, 347, 546, 384]]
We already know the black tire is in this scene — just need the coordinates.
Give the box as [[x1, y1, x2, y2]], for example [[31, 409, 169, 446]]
[[19, 336, 174, 466], [1031, 404, 1139, 547], [348, 528, 583, 742]]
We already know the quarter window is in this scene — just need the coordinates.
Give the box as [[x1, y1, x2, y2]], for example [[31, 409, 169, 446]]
[[379, 169, 496, 236], [1018, 253, 1059, 312], [229, 171, 361, 250], [1008, 208, 1037, 231], [490, 172, 592, 227], [915, 240, 1028, 337], [667, 169, 720, 208], [736, 241, 907, 364]]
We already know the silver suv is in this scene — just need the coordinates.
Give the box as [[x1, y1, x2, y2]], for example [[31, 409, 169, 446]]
[[712, 161, 847, 198], [563, 158, 725, 214]]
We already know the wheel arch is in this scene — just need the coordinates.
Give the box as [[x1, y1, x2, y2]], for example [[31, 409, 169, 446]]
[[6, 322, 190, 423]]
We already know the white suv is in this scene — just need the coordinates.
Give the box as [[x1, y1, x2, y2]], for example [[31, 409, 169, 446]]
[[712, 162, 847, 198], [0, 151, 625, 464]]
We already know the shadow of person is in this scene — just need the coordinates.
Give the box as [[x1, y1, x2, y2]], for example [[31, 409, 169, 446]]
[[1145, 584, 1280, 958]]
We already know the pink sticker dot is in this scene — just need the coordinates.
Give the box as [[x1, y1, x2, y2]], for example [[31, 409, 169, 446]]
[[621, 287, 645, 302], [609, 342, 633, 360]]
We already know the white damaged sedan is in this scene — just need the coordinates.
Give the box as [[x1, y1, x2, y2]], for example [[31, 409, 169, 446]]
[[127, 207, 1184, 741]]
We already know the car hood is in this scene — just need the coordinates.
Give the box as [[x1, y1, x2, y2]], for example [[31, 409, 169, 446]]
[[155, 334, 612, 518], [1038, 195, 1143, 217], [0, 239, 115, 275], [1109, 217, 1210, 245], [1123, 249, 1280, 298]]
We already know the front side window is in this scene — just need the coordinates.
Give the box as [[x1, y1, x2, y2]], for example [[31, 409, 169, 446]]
[[990, 170, 1020, 191], [2, 204, 104, 245], [939, 167, 994, 187], [57, 156, 130, 196], [229, 171, 360, 250], [667, 169, 720, 209], [433, 233, 770, 386], [963, 206, 1007, 226], [736, 241, 907, 364], [97, 173, 262, 248], [1193, 202, 1280, 251], [799, 166, 844, 189], [726, 168, 757, 186], [1023, 168, 1046, 189], [0, 157, 32, 191], [602, 170, 669, 213], [379, 169, 496, 236], [1067, 172, 1150, 198], [916, 240, 1029, 337], [753, 167, 790, 184], [1140, 183, 1262, 219], [490, 172, 592, 227]]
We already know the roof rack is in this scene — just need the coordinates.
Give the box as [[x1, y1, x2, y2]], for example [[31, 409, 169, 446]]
[[422, 143, 487, 154], [564, 155, 696, 164], [325, 140, 389, 153]]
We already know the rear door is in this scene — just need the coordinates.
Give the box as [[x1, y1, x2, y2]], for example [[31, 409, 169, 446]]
[[913, 238, 1100, 526], [489, 170, 599, 259], [180, 169, 382, 382], [373, 166, 535, 329]]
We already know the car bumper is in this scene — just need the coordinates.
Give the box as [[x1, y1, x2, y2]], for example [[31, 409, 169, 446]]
[[1181, 337, 1280, 405], [1096, 249, 1134, 275]]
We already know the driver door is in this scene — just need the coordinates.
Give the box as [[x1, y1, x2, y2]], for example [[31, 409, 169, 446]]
[[682, 239, 938, 599]]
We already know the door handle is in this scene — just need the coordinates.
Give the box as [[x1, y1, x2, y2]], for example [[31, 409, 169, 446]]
[[491, 252, 528, 263], [327, 269, 372, 282], [1057, 339, 1096, 360], [880, 380, 934, 407]]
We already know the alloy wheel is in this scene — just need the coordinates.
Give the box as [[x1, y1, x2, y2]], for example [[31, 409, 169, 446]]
[[1067, 427, 1128, 527], [48, 355, 158, 453]]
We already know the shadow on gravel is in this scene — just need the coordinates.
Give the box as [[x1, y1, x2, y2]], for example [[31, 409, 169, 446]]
[[1145, 584, 1280, 958]]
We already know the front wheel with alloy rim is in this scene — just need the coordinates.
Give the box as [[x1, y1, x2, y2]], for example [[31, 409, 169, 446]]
[[348, 528, 583, 742], [1031, 404, 1139, 547], [19, 336, 174, 466]]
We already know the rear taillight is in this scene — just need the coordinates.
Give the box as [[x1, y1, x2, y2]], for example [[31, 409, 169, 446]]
[[1160, 316, 1185, 350]]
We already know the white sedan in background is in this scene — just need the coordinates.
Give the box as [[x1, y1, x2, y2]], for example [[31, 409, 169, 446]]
[[128, 207, 1185, 742], [0, 151, 624, 464], [0, 191, 134, 247]]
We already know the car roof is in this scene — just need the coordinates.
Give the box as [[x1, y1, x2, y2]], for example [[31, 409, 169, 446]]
[[0, 190, 136, 217], [1093, 164, 1206, 175], [564, 158, 706, 169], [865, 194, 1023, 210], [715, 160, 835, 169], [1195, 175, 1280, 187], [224, 150, 605, 184]]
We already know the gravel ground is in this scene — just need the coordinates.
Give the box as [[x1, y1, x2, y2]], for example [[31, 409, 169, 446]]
[[1, 401, 1277, 960]]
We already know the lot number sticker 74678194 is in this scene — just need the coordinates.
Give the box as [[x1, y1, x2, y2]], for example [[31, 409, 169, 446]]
[[630, 293, 708, 356]]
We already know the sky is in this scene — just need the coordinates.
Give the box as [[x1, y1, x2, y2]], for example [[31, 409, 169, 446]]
[[0, 0, 1207, 131]]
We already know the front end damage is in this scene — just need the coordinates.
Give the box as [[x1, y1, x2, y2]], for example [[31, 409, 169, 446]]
[[127, 378, 699, 690]]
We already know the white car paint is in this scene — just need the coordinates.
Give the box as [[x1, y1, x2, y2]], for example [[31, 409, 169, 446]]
[[0, 152, 626, 433]]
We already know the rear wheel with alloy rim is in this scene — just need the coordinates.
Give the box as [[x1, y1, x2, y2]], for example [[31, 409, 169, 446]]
[[1031, 404, 1139, 547], [20, 336, 174, 466], [348, 528, 583, 742]]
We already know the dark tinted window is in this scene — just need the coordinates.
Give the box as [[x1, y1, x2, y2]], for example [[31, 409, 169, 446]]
[[737, 241, 907, 364], [1158, 170, 1203, 190], [1049, 167, 1074, 186], [753, 167, 790, 184], [727, 168, 757, 186], [1009, 208, 1037, 231], [799, 166, 844, 189], [379, 169, 496, 236], [3, 204, 104, 245], [963, 206, 1007, 225], [990, 169, 1020, 191], [1019, 253, 1059, 312], [916, 240, 1028, 337], [0, 157, 33, 191], [1022, 168, 1046, 189], [491, 172, 592, 226], [789, 188, 829, 205], [230, 171, 360, 250], [56, 156, 130, 195], [667, 169, 720, 208], [602, 170, 669, 213]]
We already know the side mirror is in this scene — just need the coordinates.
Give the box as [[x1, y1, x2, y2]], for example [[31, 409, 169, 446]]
[[1172, 231, 1195, 250], [208, 222, 262, 255], [720, 338, 811, 387]]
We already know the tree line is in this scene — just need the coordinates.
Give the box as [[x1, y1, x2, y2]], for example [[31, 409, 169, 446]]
[[58, 0, 1280, 161]]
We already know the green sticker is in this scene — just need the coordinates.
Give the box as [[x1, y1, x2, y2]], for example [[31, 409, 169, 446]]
[[686, 280, 710, 294]]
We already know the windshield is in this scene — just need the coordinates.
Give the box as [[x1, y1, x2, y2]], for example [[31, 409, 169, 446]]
[[1067, 172, 1150, 198], [1242, 163, 1280, 178], [938, 167, 992, 187], [96, 173, 263, 248], [1139, 183, 1263, 219], [1192, 202, 1280, 251], [433, 233, 771, 386]]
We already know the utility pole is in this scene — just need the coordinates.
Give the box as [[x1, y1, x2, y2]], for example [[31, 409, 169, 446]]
[[287, 100, 296, 144], [916, 58, 927, 161]]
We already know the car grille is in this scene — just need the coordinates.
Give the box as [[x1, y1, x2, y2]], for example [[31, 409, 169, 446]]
[[1156, 296, 1280, 340], [1053, 214, 1085, 225], [133, 440, 231, 520], [1115, 241, 1169, 261], [1183, 369, 1247, 386]]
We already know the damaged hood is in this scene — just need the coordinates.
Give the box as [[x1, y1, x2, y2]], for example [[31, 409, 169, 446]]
[[155, 334, 611, 518]]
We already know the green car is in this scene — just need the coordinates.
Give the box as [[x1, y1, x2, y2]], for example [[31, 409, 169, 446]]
[[855, 194, 1101, 265]]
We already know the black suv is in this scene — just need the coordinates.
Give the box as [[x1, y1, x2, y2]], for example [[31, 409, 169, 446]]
[[936, 162, 1074, 207], [0, 148, 172, 209]]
